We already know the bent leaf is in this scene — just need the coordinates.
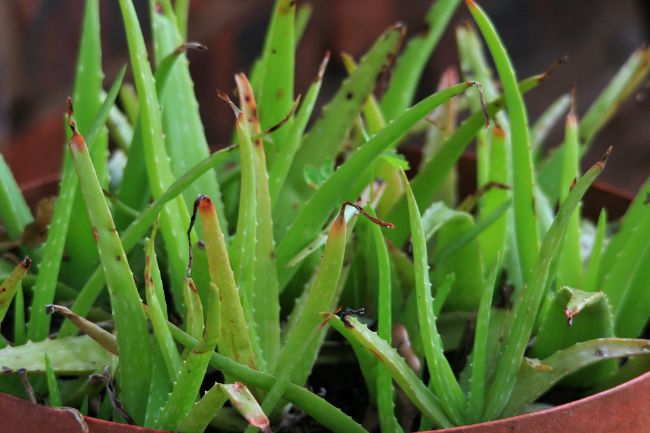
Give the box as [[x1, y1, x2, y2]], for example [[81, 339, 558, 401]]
[[503, 338, 650, 417]]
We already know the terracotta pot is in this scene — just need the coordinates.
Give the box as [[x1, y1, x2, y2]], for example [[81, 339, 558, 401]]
[[0, 391, 166, 433], [421, 370, 650, 433]]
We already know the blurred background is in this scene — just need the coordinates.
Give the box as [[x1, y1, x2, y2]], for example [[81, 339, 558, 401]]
[[1, 0, 648, 194]]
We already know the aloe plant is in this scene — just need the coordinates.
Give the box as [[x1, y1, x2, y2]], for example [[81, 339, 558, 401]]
[[0, 0, 649, 432]]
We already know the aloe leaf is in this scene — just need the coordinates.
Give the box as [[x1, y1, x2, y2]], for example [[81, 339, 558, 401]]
[[269, 54, 329, 204], [144, 346, 173, 427], [118, 0, 194, 316], [0, 154, 33, 241], [221, 92, 256, 312], [400, 168, 466, 424], [144, 224, 182, 381], [598, 178, 650, 282], [196, 195, 258, 370], [530, 287, 615, 386], [0, 257, 31, 324], [612, 243, 650, 338], [156, 280, 220, 431], [468, 0, 538, 283], [176, 382, 228, 433], [13, 285, 26, 345], [66, 0, 108, 284], [276, 24, 405, 238], [149, 6, 227, 239], [183, 277, 204, 342], [295, 3, 312, 44], [44, 354, 62, 407], [46, 304, 117, 355], [326, 314, 452, 428], [502, 338, 650, 417], [276, 82, 472, 275], [531, 94, 570, 161], [386, 73, 544, 246], [0, 336, 113, 374], [600, 186, 650, 337], [68, 111, 152, 423], [584, 209, 607, 292], [538, 47, 650, 201], [372, 210, 404, 433], [276, 207, 347, 390], [483, 151, 607, 420], [258, 0, 295, 159], [380, 0, 462, 121], [234, 75, 281, 369], [432, 207, 484, 312], [466, 262, 499, 423], [556, 109, 583, 288], [58, 146, 235, 338], [27, 67, 125, 342], [478, 124, 509, 273], [174, 0, 189, 39], [222, 383, 271, 433]]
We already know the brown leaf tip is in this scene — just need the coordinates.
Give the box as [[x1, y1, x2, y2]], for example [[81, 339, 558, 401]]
[[20, 256, 32, 269], [540, 55, 569, 82], [467, 81, 490, 128], [176, 42, 208, 55], [66, 97, 77, 133], [217, 90, 242, 119], [317, 51, 331, 81], [195, 194, 214, 211], [342, 201, 395, 229], [598, 146, 613, 169]]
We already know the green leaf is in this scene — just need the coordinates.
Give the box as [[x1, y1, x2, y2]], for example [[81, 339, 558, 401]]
[[66, 0, 108, 284], [176, 382, 228, 433], [400, 169, 466, 424], [44, 354, 62, 407], [503, 338, 650, 417], [466, 262, 499, 423], [584, 210, 607, 292], [257, 0, 296, 159], [238, 76, 283, 368], [27, 67, 126, 342], [530, 287, 615, 387], [68, 113, 153, 423], [196, 195, 258, 370], [0, 153, 33, 241], [0, 257, 31, 324], [276, 208, 347, 388], [156, 281, 220, 431], [118, 0, 194, 317], [327, 315, 452, 428], [144, 223, 182, 381], [556, 111, 583, 288], [468, 0, 538, 283], [149, 7, 228, 239], [478, 124, 509, 273], [269, 54, 329, 204], [0, 336, 114, 374], [380, 0, 462, 121], [483, 151, 606, 420]]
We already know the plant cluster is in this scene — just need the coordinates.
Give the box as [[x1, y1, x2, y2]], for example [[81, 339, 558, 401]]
[[0, 0, 649, 432]]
